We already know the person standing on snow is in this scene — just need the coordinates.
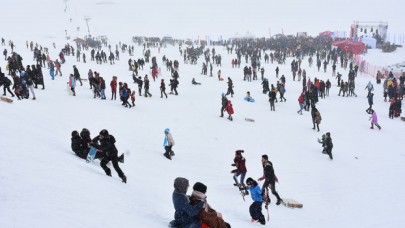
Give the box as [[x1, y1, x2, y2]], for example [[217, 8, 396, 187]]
[[220, 93, 228, 117], [110, 76, 117, 100], [231, 150, 248, 195], [49, 60, 55, 80], [163, 128, 175, 160], [258, 155, 282, 205], [225, 77, 234, 97], [160, 79, 167, 98], [224, 100, 234, 121], [297, 92, 304, 115], [369, 109, 381, 130], [90, 129, 127, 183], [73, 65, 83, 86], [365, 81, 374, 96], [55, 59, 62, 76], [311, 104, 321, 131]]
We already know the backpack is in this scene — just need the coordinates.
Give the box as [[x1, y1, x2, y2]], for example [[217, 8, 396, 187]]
[[27, 77, 33, 85], [315, 111, 322, 124]]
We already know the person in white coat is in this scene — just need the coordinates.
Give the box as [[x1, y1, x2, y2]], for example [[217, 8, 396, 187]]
[[163, 128, 175, 160]]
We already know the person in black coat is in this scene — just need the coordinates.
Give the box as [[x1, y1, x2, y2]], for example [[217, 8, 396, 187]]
[[91, 129, 127, 183], [71, 130, 90, 159], [225, 78, 234, 97], [1, 72, 14, 97], [73, 65, 83, 86], [325, 132, 333, 160], [268, 89, 276, 111], [311, 104, 320, 131], [160, 79, 167, 98], [220, 93, 228, 117], [259, 155, 282, 205]]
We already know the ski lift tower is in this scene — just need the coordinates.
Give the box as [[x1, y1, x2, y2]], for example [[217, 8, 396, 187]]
[[84, 16, 91, 38]]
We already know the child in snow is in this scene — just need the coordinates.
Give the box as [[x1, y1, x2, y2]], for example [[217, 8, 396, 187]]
[[217, 70, 221, 81], [224, 100, 234, 121], [369, 109, 381, 130], [191, 78, 201, 85], [131, 91, 136, 106], [69, 74, 76, 96], [21, 80, 28, 99], [244, 178, 265, 225], [246, 91, 253, 101], [163, 128, 175, 160]]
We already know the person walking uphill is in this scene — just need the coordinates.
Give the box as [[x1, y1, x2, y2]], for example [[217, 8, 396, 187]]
[[169, 178, 206, 228], [311, 104, 321, 131], [90, 129, 127, 183], [220, 93, 228, 117], [224, 100, 234, 121], [163, 128, 175, 160], [369, 109, 381, 130], [68, 74, 76, 96], [73, 65, 83, 86], [258, 155, 282, 205]]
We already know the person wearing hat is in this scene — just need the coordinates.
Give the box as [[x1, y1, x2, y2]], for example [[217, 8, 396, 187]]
[[220, 93, 228, 117], [190, 182, 231, 228], [163, 128, 175, 160], [243, 178, 265, 225], [169, 178, 205, 228], [224, 100, 234, 121], [231, 150, 248, 194], [217, 70, 221, 81], [191, 78, 201, 85], [90, 129, 126, 183]]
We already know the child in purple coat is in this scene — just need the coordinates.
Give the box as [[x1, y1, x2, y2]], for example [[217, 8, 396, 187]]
[[369, 109, 381, 130]]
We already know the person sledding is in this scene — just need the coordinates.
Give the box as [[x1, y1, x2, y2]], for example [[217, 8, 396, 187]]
[[191, 78, 201, 85], [245, 91, 253, 102]]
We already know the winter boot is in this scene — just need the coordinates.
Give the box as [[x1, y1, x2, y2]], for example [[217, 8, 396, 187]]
[[121, 174, 127, 183], [164, 152, 172, 160], [105, 169, 112, 177], [370, 127, 374, 129], [378, 126, 381, 130], [276, 199, 283, 205]]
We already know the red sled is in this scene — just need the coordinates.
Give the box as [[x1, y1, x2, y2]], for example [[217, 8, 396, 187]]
[[220, 78, 224, 81]]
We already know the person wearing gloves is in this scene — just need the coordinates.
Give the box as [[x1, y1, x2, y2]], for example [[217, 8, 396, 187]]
[[231, 150, 248, 195], [163, 128, 175, 160]]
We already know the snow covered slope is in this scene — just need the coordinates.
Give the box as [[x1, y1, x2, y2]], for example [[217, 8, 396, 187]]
[[1, 1, 405, 228]]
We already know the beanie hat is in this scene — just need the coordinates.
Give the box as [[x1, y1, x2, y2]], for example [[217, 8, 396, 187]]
[[99, 129, 109, 136], [193, 182, 207, 194], [235, 150, 244, 155], [20, 71, 25, 76], [222, 93, 224, 96], [165, 128, 170, 132]]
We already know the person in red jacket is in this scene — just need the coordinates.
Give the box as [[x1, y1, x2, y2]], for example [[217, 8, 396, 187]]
[[110, 76, 117, 100], [297, 92, 304, 115], [231, 150, 248, 194], [224, 100, 234, 121], [315, 80, 320, 96]]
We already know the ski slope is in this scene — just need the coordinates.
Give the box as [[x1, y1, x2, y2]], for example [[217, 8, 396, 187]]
[[1, 1, 405, 228]]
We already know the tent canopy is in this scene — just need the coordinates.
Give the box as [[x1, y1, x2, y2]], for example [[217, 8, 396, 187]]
[[332, 40, 365, 54], [242, 31, 256, 39], [361, 36, 377, 49], [319, 31, 333, 37], [73, 38, 86, 44], [230, 33, 242, 39]]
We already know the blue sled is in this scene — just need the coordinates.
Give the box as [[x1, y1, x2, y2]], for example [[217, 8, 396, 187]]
[[86, 147, 98, 163], [244, 97, 255, 102]]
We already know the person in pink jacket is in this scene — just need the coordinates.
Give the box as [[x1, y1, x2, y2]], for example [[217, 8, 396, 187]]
[[369, 109, 381, 130]]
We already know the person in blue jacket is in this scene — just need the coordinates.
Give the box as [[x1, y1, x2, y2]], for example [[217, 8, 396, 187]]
[[169, 177, 205, 228], [366, 93, 373, 114], [244, 177, 265, 225]]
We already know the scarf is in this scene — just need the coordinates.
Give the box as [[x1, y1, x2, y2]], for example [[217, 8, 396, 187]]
[[163, 133, 168, 148], [191, 190, 209, 212]]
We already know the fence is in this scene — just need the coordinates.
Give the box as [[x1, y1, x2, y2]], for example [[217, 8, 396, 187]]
[[353, 54, 403, 79]]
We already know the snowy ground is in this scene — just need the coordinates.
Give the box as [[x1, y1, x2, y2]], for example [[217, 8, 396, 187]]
[[1, 34, 405, 228], [361, 47, 405, 67], [1, 1, 405, 228]]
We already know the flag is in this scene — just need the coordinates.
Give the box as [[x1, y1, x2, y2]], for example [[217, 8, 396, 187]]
[[282, 28, 284, 35], [269, 28, 271, 38]]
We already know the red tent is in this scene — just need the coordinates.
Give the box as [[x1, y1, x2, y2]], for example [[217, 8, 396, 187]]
[[332, 40, 365, 54], [319, 31, 333, 37]]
